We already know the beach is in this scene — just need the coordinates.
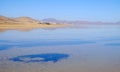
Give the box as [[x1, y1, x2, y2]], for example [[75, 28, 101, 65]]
[[0, 23, 69, 32]]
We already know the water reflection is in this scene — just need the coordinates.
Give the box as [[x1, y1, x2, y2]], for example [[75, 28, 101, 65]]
[[0, 25, 120, 72], [105, 43, 120, 46], [0, 45, 10, 50], [9, 53, 69, 63], [0, 40, 94, 51]]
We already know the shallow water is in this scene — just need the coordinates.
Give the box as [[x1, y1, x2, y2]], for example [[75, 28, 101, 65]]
[[0, 25, 120, 72]]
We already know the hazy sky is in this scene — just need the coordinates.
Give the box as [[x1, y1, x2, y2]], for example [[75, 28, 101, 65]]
[[0, 0, 120, 22]]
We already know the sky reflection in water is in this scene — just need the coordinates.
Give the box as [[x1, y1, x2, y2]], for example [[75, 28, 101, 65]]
[[0, 39, 95, 50], [0, 26, 120, 51]]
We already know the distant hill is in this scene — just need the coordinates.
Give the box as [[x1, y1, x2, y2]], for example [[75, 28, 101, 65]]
[[0, 15, 41, 24], [14, 17, 40, 23], [42, 18, 68, 24], [42, 18, 59, 23], [42, 18, 115, 25]]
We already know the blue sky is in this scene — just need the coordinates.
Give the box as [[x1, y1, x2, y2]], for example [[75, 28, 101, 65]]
[[0, 0, 120, 22]]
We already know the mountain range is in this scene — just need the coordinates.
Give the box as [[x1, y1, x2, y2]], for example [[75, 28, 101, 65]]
[[42, 18, 119, 24], [0, 15, 119, 24]]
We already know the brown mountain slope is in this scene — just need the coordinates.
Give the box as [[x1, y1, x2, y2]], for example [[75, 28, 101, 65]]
[[0, 15, 41, 24], [14, 17, 40, 24], [0, 15, 18, 24]]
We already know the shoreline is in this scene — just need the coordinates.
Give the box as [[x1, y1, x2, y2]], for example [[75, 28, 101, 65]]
[[0, 23, 70, 32]]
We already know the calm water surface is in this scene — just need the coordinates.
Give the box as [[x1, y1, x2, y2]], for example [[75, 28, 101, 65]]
[[0, 25, 120, 72]]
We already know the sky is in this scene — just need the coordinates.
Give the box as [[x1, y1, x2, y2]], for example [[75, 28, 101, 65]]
[[0, 0, 120, 22]]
